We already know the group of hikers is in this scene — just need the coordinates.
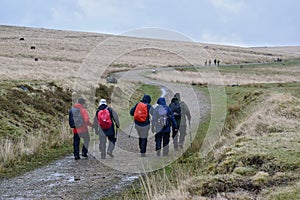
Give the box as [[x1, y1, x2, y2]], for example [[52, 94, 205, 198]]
[[69, 93, 191, 160], [205, 58, 220, 66]]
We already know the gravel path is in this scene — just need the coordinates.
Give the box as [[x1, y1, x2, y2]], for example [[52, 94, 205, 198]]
[[0, 68, 210, 199]]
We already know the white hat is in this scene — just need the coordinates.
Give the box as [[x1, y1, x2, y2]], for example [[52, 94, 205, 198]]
[[99, 99, 107, 106]]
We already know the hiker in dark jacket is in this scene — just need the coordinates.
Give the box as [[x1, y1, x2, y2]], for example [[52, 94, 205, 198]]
[[72, 98, 92, 160], [171, 93, 191, 150], [130, 94, 154, 157], [152, 97, 178, 156], [93, 99, 120, 159]]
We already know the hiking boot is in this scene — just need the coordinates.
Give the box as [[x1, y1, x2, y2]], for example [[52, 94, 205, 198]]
[[75, 156, 81, 160], [156, 151, 161, 157], [101, 155, 106, 159], [82, 154, 88, 158], [141, 153, 146, 157], [107, 152, 114, 158]]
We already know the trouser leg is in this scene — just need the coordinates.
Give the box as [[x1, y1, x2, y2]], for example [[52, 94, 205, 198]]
[[162, 132, 170, 156], [99, 132, 107, 158], [178, 125, 187, 148], [155, 132, 163, 156], [172, 131, 179, 150], [107, 134, 116, 154], [79, 132, 90, 155], [136, 124, 149, 154], [73, 134, 80, 158]]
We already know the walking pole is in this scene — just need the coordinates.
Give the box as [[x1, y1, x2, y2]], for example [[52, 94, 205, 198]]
[[128, 122, 134, 138]]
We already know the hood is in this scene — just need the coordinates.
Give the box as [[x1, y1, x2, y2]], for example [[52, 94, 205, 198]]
[[171, 96, 179, 103], [157, 97, 166, 106], [74, 103, 84, 109], [174, 93, 181, 101], [98, 104, 108, 110], [142, 94, 151, 104]]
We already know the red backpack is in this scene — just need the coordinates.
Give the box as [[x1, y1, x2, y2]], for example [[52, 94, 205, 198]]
[[134, 102, 148, 122], [97, 108, 112, 130]]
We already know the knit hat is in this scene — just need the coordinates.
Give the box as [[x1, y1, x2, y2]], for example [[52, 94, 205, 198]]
[[99, 99, 107, 106], [77, 97, 86, 105]]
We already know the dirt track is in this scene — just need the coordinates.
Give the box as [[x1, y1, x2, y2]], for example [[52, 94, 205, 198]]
[[2, 25, 298, 199], [0, 68, 210, 199]]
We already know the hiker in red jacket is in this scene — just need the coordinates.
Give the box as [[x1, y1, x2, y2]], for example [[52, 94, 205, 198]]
[[72, 98, 92, 160]]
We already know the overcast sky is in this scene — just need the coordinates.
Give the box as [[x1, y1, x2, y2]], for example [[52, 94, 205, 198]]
[[1, 0, 299, 47]]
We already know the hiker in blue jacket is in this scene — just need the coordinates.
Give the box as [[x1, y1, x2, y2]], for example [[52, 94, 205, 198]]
[[130, 94, 154, 157], [152, 97, 178, 156]]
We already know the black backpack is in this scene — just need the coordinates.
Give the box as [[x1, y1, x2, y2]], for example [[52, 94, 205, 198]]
[[69, 107, 84, 128], [170, 100, 181, 119]]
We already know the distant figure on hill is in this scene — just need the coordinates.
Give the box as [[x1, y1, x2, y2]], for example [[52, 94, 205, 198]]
[[217, 60, 220, 66], [208, 59, 212, 66], [214, 59, 217, 65]]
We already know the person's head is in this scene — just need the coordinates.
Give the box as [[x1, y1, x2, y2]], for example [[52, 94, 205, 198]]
[[157, 97, 166, 106], [77, 97, 86, 105], [171, 96, 179, 103], [99, 99, 107, 106], [174, 93, 181, 101], [142, 94, 151, 104]]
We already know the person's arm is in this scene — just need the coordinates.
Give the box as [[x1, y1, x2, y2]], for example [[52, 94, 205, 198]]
[[168, 108, 178, 131], [183, 102, 191, 125], [110, 108, 120, 128], [82, 109, 93, 126], [130, 103, 138, 116], [148, 104, 154, 116], [151, 107, 157, 133]]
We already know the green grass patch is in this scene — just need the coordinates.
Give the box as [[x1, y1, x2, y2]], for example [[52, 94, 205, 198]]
[[111, 81, 300, 199]]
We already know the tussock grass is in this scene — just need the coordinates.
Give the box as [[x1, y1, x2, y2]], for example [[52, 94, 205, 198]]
[[0, 80, 73, 178], [0, 122, 71, 173]]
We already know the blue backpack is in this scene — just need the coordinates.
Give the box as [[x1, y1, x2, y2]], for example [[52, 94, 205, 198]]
[[156, 105, 168, 128], [69, 107, 84, 128]]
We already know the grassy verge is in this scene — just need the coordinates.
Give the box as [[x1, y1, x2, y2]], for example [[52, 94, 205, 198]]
[[0, 81, 115, 179], [0, 80, 73, 179], [109, 82, 300, 199]]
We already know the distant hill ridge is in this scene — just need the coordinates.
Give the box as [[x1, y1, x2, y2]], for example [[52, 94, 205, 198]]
[[0, 25, 299, 87]]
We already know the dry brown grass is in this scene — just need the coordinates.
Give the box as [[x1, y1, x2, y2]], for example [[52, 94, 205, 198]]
[[146, 65, 300, 86], [1, 25, 299, 89], [1, 25, 300, 198], [145, 92, 300, 200], [0, 120, 71, 173]]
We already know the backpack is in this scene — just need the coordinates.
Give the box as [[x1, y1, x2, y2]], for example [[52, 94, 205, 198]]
[[156, 105, 168, 128], [97, 108, 113, 130], [69, 107, 84, 128], [170, 101, 181, 119], [134, 102, 148, 123]]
